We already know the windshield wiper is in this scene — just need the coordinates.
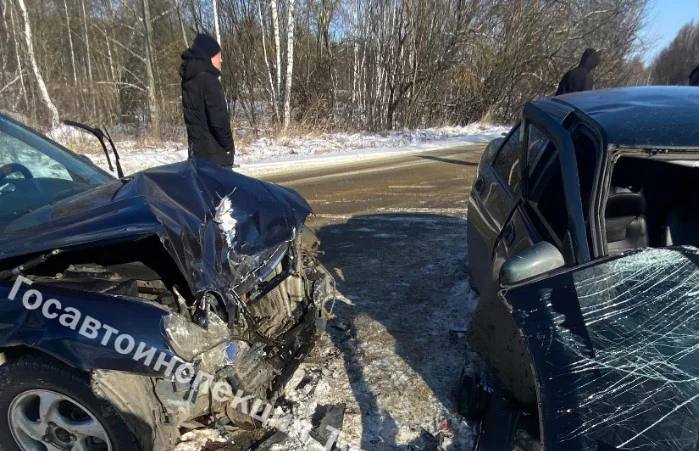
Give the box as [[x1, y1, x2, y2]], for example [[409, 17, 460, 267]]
[[101, 126, 123, 178], [63, 120, 124, 178]]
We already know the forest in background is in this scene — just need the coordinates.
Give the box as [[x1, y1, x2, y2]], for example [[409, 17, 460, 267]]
[[0, 0, 693, 142]]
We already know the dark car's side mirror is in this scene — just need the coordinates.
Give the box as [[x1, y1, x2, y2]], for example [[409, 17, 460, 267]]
[[500, 242, 565, 285]]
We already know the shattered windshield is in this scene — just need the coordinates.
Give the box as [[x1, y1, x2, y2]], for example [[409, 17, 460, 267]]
[[507, 247, 699, 450], [0, 116, 111, 230]]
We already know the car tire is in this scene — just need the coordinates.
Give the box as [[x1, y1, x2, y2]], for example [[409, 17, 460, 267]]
[[474, 389, 543, 451], [474, 390, 520, 451], [456, 367, 491, 422], [0, 354, 141, 451]]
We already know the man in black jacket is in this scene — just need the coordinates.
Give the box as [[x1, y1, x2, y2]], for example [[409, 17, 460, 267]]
[[689, 65, 699, 86], [180, 34, 235, 167], [555, 48, 600, 96]]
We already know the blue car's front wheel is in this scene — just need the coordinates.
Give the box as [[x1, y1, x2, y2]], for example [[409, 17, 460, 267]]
[[0, 355, 141, 451]]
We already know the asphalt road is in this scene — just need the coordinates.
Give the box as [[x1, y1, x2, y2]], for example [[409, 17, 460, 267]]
[[265, 144, 485, 224], [261, 143, 487, 450]]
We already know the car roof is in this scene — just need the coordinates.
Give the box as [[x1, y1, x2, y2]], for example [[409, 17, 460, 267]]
[[533, 86, 699, 149]]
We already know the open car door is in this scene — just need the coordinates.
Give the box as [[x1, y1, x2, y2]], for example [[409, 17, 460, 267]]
[[502, 247, 699, 450]]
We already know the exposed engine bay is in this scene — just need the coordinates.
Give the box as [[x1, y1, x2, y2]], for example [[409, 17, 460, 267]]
[[20, 227, 334, 395]]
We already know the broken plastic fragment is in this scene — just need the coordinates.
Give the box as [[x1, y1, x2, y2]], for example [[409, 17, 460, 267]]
[[215, 196, 237, 249]]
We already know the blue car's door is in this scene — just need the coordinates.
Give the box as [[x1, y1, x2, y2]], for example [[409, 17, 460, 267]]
[[503, 247, 699, 450]]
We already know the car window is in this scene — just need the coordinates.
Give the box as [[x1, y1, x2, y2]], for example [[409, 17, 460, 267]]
[[525, 126, 598, 262], [529, 151, 568, 245], [527, 125, 550, 175], [0, 116, 111, 230], [525, 128, 570, 257], [571, 128, 598, 220], [0, 133, 71, 180], [492, 125, 522, 193]]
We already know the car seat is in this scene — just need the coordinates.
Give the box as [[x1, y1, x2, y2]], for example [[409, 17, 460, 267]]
[[605, 186, 648, 253]]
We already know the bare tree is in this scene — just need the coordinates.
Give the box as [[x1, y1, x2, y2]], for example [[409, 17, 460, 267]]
[[212, 0, 221, 44], [8, 2, 28, 110], [0, 0, 649, 133], [258, 0, 279, 121], [270, 0, 282, 117], [283, 0, 295, 130], [650, 22, 699, 85], [63, 0, 78, 87], [16, 0, 60, 128], [141, 0, 161, 138], [177, 0, 189, 47], [81, 0, 96, 116]]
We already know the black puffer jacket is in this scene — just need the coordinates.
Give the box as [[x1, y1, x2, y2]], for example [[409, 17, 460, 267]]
[[689, 65, 699, 86], [555, 49, 600, 96], [180, 48, 235, 166]]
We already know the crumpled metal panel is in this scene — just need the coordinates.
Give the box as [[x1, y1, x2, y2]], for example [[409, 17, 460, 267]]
[[0, 159, 312, 304], [505, 247, 699, 450]]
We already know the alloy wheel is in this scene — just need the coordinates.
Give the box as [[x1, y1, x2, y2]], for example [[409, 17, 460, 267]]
[[8, 389, 112, 451]]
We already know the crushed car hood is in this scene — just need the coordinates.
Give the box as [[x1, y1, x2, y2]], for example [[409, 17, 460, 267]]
[[0, 159, 312, 299], [505, 247, 699, 450]]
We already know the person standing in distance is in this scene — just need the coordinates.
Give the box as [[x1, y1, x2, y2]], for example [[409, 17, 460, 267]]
[[180, 34, 235, 167], [555, 48, 600, 96], [689, 65, 699, 86]]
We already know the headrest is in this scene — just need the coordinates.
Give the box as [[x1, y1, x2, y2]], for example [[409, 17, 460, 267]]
[[606, 187, 645, 217]]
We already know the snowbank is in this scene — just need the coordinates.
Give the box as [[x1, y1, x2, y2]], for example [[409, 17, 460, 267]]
[[244, 123, 508, 162], [50, 123, 508, 176]]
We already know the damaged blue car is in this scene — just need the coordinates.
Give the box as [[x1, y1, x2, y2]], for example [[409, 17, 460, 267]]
[[0, 113, 335, 451]]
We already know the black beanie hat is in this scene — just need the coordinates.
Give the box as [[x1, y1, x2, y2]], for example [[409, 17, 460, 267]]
[[192, 34, 221, 58]]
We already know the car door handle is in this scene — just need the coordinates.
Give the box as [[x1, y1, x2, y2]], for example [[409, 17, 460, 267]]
[[474, 177, 485, 194], [502, 223, 515, 246]]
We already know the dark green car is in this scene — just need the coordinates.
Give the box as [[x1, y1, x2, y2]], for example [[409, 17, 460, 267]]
[[464, 86, 699, 450]]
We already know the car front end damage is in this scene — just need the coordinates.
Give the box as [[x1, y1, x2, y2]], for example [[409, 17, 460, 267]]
[[0, 159, 336, 449], [86, 225, 336, 448], [155, 224, 335, 427]]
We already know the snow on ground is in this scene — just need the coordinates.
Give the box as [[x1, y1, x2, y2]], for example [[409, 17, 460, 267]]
[[48, 123, 507, 176], [270, 278, 479, 451], [242, 124, 508, 163]]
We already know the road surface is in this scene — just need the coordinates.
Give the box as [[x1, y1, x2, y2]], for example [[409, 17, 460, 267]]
[[261, 144, 486, 451], [266, 144, 484, 223]]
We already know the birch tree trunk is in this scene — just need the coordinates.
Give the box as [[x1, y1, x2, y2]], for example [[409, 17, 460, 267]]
[[81, 0, 97, 116], [9, 3, 28, 111], [63, 0, 78, 87], [212, 0, 221, 44], [283, 0, 295, 130], [141, 0, 160, 138], [16, 0, 60, 128], [177, 0, 188, 47], [351, 0, 359, 110], [257, 0, 279, 122], [270, 0, 282, 119]]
